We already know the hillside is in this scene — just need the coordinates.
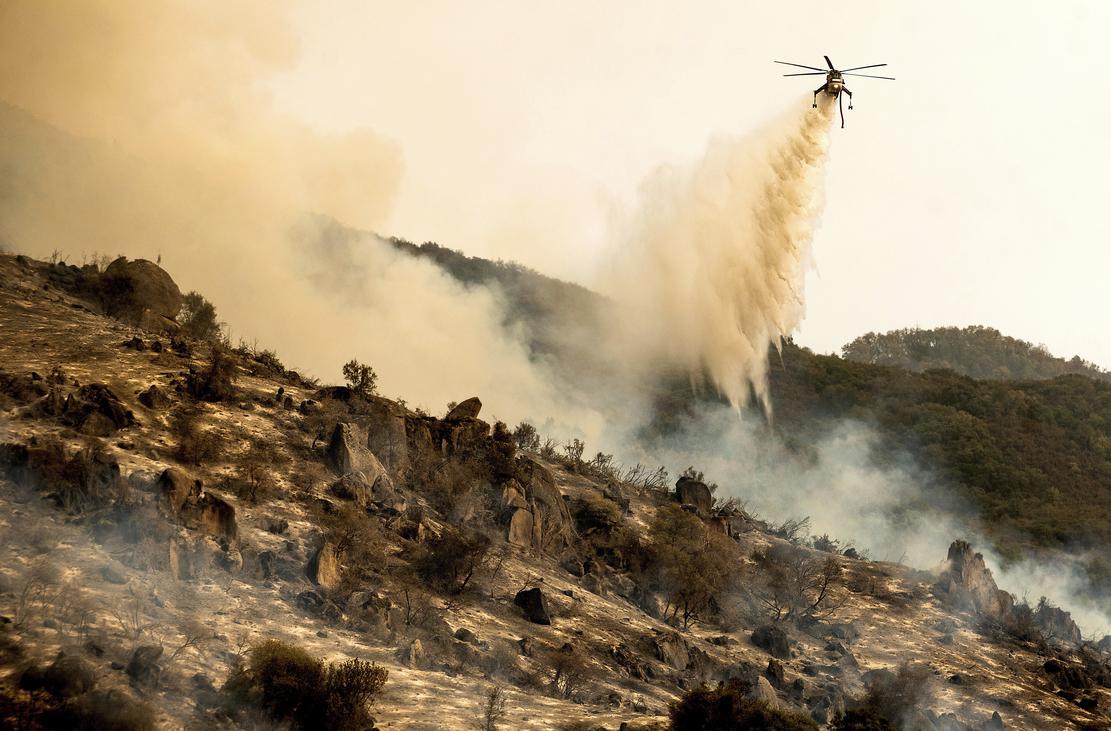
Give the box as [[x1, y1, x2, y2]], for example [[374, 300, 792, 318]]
[[841, 327, 1109, 383], [2, 254, 1110, 730], [329, 233, 1111, 603]]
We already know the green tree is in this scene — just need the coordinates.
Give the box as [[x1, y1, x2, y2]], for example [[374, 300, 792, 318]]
[[342, 359, 378, 399]]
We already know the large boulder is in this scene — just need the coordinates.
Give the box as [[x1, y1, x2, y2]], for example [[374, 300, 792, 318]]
[[156, 468, 237, 542], [514, 587, 551, 625], [937, 540, 1014, 620], [652, 632, 690, 670], [306, 542, 341, 589], [752, 624, 791, 659], [158, 468, 200, 513], [675, 475, 712, 516], [325, 423, 393, 495], [748, 676, 781, 710], [100, 257, 182, 329], [62, 384, 135, 435], [445, 397, 482, 421]]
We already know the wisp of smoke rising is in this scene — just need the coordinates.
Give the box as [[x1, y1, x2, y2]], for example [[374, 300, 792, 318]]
[[608, 95, 835, 415]]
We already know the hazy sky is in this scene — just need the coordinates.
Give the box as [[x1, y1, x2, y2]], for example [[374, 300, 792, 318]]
[[273, 1, 1110, 366]]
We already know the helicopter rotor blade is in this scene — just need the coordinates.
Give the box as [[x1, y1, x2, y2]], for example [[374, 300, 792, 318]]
[[841, 63, 887, 72], [782, 72, 827, 77], [842, 72, 895, 80], [824, 55, 834, 69], [774, 61, 827, 72]]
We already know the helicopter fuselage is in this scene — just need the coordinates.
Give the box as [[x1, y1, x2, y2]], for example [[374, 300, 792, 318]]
[[825, 71, 844, 94]]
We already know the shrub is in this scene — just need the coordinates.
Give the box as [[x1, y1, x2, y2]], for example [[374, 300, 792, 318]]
[[831, 707, 897, 731], [34, 688, 157, 731], [570, 494, 624, 536], [544, 645, 591, 700], [478, 685, 508, 731], [670, 679, 818, 730], [415, 529, 492, 595], [342, 359, 378, 399], [512, 422, 540, 452], [187, 346, 237, 402], [172, 408, 222, 466], [225, 444, 276, 504], [227, 639, 387, 731], [179, 291, 225, 342], [645, 505, 739, 628], [833, 663, 931, 730]]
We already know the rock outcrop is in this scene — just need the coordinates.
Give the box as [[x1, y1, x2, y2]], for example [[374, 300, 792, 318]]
[[675, 475, 712, 516], [100, 257, 182, 332], [936, 540, 1014, 620], [156, 468, 237, 543], [1034, 602, 1083, 645], [445, 397, 482, 421], [325, 423, 393, 493], [499, 458, 574, 553]]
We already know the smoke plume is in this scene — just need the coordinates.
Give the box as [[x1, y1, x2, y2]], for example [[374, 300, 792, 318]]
[[0, 1, 604, 430], [606, 96, 835, 415]]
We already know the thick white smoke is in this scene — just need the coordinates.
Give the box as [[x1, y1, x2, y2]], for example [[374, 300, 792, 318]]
[[606, 95, 835, 415]]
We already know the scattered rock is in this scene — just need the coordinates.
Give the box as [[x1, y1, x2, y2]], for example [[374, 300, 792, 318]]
[[765, 659, 787, 688], [514, 587, 551, 625], [126, 645, 164, 688], [445, 397, 482, 421], [454, 627, 478, 644], [63, 384, 136, 435], [752, 624, 791, 659], [298, 399, 321, 415], [981, 711, 1004, 731], [137, 383, 171, 410], [325, 424, 393, 500], [1033, 602, 1083, 645]]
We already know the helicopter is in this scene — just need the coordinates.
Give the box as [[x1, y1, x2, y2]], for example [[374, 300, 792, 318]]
[[775, 56, 894, 128]]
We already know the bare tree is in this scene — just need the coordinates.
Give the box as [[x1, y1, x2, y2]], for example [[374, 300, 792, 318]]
[[753, 543, 844, 622]]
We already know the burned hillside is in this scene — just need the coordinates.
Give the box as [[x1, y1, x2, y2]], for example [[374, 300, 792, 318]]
[[0, 253, 1109, 730]]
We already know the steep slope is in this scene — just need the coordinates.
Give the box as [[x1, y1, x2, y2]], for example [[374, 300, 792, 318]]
[[1, 254, 1109, 730]]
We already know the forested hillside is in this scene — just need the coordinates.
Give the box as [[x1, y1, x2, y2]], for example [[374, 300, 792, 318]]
[[390, 243, 1111, 599], [841, 326, 1109, 382]]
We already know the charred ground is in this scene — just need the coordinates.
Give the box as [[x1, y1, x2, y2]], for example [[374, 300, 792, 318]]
[[0, 253, 1109, 730]]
